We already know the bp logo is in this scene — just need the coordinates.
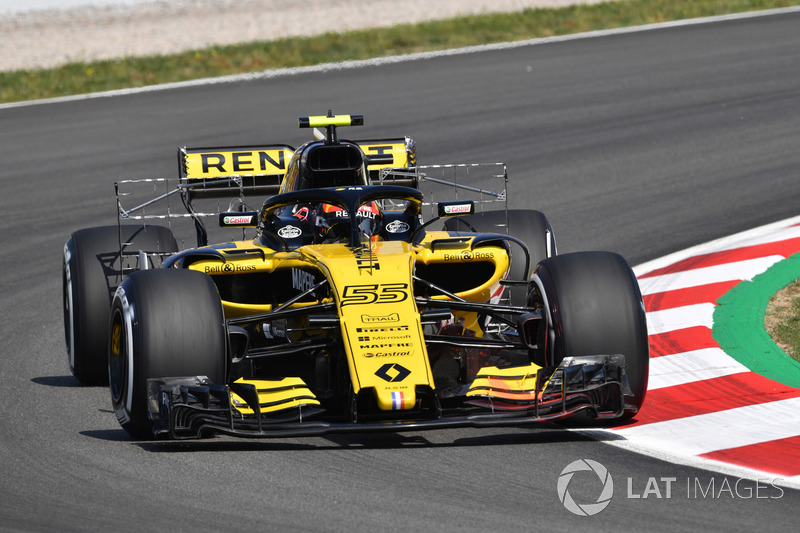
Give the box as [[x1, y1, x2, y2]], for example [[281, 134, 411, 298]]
[[557, 459, 613, 516]]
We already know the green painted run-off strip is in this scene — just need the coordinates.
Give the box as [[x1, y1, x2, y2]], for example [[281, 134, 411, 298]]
[[713, 252, 800, 389]]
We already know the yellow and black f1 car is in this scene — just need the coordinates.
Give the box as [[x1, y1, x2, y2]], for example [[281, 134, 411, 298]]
[[63, 114, 649, 439]]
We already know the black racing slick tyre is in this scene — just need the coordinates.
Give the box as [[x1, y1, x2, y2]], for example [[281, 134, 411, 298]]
[[529, 251, 649, 416], [63, 225, 178, 385], [109, 269, 226, 439], [444, 209, 556, 306]]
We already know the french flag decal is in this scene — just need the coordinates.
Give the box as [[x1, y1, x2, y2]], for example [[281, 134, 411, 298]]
[[391, 391, 408, 410]]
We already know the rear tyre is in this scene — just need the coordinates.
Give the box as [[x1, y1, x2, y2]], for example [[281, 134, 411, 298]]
[[109, 269, 226, 439], [63, 225, 177, 385], [528, 251, 649, 416], [444, 209, 556, 306]]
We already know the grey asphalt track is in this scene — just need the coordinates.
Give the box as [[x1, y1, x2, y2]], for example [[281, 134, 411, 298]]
[[2, 11, 800, 532]]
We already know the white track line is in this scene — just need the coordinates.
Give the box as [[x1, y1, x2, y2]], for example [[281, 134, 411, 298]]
[[634, 215, 800, 277], [648, 348, 749, 390], [614, 397, 800, 456], [586, 433, 799, 490], [2, 6, 800, 110], [638, 256, 784, 295], [646, 304, 715, 335], [715, 224, 800, 252]]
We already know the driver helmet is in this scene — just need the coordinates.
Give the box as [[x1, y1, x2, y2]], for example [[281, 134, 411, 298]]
[[315, 201, 382, 243]]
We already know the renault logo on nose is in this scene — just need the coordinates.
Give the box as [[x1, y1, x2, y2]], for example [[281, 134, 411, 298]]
[[374, 363, 411, 382]]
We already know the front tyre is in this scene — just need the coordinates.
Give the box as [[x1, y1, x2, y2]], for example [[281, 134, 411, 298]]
[[109, 269, 226, 438], [529, 251, 649, 416]]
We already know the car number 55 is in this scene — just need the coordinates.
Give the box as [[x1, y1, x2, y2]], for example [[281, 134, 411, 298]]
[[341, 283, 408, 307]]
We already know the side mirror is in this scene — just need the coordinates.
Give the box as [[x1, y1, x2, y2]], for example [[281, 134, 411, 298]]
[[218, 211, 259, 228], [410, 201, 476, 245], [437, 201, 475, 217]]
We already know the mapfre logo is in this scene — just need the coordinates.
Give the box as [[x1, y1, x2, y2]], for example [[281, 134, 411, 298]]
[[292, 268, 316, 292]]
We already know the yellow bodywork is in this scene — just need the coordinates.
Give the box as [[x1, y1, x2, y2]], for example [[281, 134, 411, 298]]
[[358, 141, 410, 169], [187, 230, 510, 412], [467, 363, 546, 403], [230, 377, 320, 415], [304, 240, 429, 411]]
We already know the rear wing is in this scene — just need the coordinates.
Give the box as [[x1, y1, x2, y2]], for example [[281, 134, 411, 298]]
[[179, 137, 416, 198], [179, 144, 292, 199]]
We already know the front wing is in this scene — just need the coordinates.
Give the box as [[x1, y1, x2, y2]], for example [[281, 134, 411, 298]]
[[146, 355, 633, 439]]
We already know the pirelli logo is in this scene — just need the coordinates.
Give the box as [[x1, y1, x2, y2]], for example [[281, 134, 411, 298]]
[[182, 146, 294, 179]]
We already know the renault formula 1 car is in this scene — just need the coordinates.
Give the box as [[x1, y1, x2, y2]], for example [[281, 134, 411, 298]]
[[63, 113, 649, 439]]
